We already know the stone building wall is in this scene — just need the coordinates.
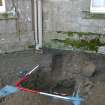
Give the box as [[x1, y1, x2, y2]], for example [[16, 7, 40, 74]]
[[43, 0, 105, 54], [0, 0, 35, 53], [1, 0, 105, 54]]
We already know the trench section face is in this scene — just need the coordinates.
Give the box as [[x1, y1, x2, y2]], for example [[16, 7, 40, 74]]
[[21, 53, 76, 96]]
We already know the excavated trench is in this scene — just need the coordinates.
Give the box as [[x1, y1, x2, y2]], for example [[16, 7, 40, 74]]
[[21, 54, 76, 96], [1, 50, 105, 105]]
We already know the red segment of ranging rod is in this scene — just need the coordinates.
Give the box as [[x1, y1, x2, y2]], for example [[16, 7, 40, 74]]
[[16, 65, 41, 94], [16, 75, 40, 94]]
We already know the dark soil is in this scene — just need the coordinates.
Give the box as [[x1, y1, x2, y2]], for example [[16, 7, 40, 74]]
[[21, 73, 75, 96]]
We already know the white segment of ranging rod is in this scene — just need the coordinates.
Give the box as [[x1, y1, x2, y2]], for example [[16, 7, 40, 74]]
[[25, 65, 39, 76], [39, 92, 84, 101]]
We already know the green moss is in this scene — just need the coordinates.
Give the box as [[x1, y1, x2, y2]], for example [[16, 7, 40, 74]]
[[56, 31, 102, 37], [66, 31, 101, 36], [0, 12, 16, 20], [2, 13, 9, 18], [82, 11, 105, 19], [52, 39, 64, 43], [56, 31, 62, 33], [52, 38, 105, 52], [28, 45, 35, 48]]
